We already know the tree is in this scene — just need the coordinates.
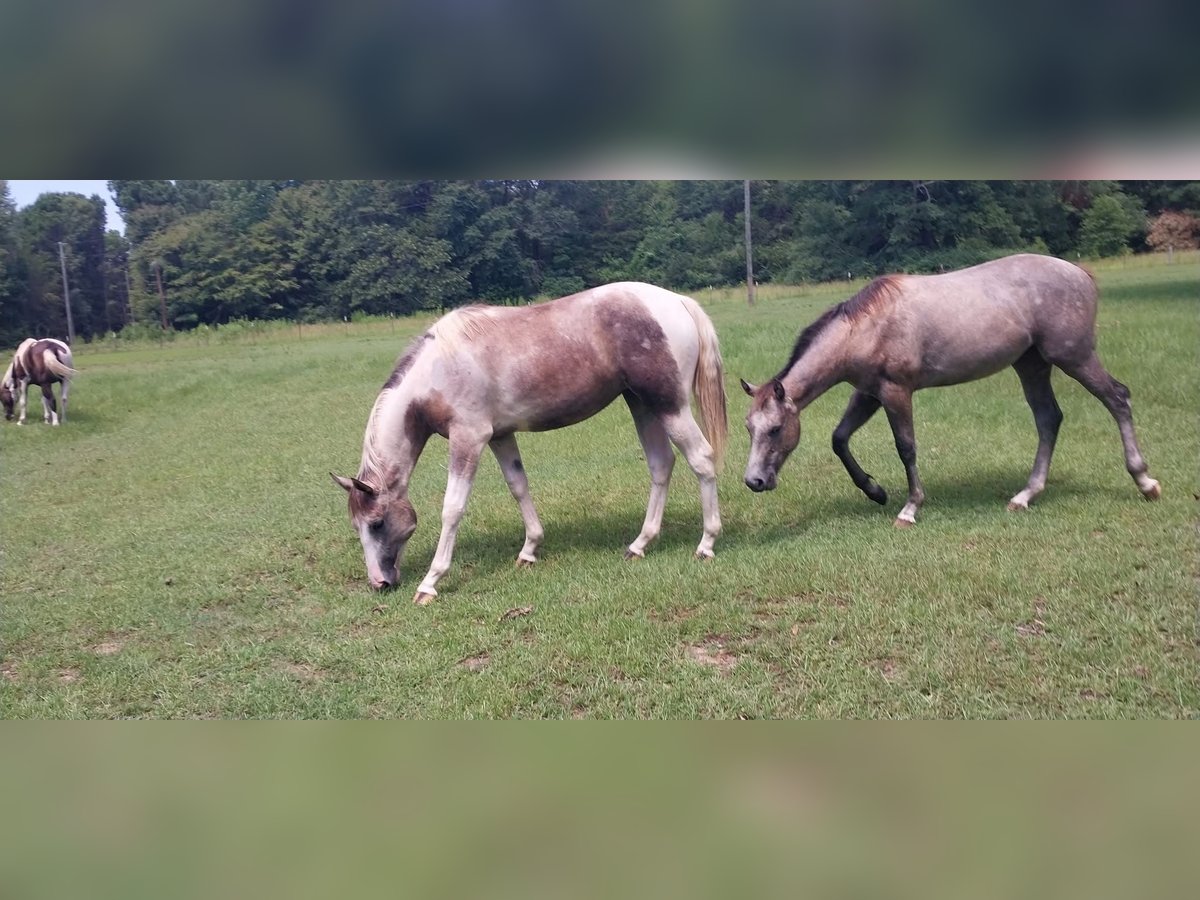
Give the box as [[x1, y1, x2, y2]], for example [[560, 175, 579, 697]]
[[1078, 192, 1145, 257], [1145, 210, 1200, 253]]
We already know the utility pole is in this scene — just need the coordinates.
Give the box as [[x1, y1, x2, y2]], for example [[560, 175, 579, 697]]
[[57, 242, 76, 344], [124, 254, 133, 325], [743, 179, 755, 307], [154, 262, 169, 331]]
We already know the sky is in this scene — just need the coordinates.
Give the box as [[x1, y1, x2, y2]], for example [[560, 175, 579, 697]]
[[6, 180, 125, 233]]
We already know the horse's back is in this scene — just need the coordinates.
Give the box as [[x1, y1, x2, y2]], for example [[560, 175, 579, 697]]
[[890, 255, 1098, 386]]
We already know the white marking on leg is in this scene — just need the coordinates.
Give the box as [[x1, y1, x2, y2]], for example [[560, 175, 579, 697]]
[[661, 411, 720, 559], [1007, 489, 1035, 510], [1137, 475, 1161, 498], [416, 438, 485, 599], [897, 504, 918, 524]]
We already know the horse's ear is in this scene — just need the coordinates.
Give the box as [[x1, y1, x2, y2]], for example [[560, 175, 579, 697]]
[[739, 378, 756, 396], [331, 473, 380, 496], [772, 380, 786, 403]]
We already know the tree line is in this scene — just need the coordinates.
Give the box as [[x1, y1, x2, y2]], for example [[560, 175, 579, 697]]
[[2, 180, 1197, 346]]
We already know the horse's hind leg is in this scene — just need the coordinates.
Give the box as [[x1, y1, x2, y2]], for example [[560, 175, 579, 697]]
[[1008, 349, 1063, 511], [1059, 352, 1160, 499], [59, 379, 68, 424], [879, 382, 925, 527], [624, 396, 676, 560], [41, 384, 58, 425], [489, 434, 545, 566], [832, 389, 887, 505], [659, 408, 720, 559]]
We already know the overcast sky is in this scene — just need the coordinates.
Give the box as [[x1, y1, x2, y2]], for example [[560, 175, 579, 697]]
[[6, 180, 125, 233]]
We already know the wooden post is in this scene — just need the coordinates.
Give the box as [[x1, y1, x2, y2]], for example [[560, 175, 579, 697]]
[[155, 262, 169, 331], [58, 242, 76, 344], [743, 180, 755, 306]]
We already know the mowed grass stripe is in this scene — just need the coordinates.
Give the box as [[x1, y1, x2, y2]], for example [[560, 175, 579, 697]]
[[1, 262, 1196, 717]]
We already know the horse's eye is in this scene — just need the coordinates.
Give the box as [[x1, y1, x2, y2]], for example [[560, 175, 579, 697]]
[[367, 520, 385, 533], [768, 426, 782, 438]]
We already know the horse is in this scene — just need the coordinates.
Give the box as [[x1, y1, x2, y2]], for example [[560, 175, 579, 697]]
[[2, 338, 76, 425], [332, 282, 728, 603], [740, 253, 1160, 527]]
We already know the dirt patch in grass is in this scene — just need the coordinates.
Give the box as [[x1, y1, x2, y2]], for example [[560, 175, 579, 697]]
[[90, 637, 126, 655], [648, 606, 696, 623], [1, 662, 18, 681], [872, 657, 903, 683], [459, 651, 491, 672], [686, 635, 738, 675], [57, 667, 81, 683], [1016, 597, 1048, 637], [277, 661, 327, 682]]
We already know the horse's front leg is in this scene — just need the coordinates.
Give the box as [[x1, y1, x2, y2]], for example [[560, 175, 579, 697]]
[[413, 432, 488, 605], [16, 381, 29, 425], [832, 388, 887, 505], [489, 434, 544, 567], [879, 383, 925, 528]]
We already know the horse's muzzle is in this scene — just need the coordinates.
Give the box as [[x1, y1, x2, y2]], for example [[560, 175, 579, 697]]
[[744, 474, 777, 492]]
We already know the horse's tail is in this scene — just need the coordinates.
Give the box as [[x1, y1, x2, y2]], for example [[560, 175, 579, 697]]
[[42, 346, 76, 380], [679, 294, 728, 471]]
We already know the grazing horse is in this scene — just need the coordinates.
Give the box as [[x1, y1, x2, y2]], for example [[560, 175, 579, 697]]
[[741, 254, 1160, 526], [2, 338, 75, 425], [332, 282, 728, 603]]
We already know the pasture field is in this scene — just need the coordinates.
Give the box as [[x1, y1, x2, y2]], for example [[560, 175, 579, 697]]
[[2, 260, 1196, 718]]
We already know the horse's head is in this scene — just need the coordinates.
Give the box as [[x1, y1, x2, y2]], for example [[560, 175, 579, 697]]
[[331, 472, 417, 590], [1, 381, 13, 420], [740, 378, 800, 492]]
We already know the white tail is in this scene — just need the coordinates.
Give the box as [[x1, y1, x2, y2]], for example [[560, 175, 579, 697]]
[[679, 295, 728, 471], [42, 348, 76, 380]]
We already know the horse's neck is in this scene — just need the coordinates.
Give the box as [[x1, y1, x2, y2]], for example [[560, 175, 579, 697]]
[[362, 383, 431, 491], [781, 320, 853, 410]]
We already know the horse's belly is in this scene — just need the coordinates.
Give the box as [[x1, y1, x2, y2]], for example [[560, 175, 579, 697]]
[[497, 378, 622, 433], [918, 342, 1029, 388]]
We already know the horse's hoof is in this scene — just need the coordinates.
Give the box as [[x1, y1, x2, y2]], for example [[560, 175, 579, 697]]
[[1142, 480, 1161, 501], [515, 557, 536, 569], [1006, 500, 1028, 512], [694, 550, 715, 561], [864, 482, 888, 505], [413, 591, 436, 606], [893, 517, 914, 529], [623, 548, 644, 561]]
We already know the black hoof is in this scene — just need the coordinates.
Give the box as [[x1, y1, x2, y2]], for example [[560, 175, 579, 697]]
[[864, 481, 887, 505]]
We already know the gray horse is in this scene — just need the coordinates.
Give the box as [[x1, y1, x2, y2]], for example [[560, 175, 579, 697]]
[[741, 254, 1160, 526]]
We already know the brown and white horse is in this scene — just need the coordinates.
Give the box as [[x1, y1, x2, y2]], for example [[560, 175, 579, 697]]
[[333, 282, 728, 603], [741, 254, 1160, 526], [2, 338, 75, 425]]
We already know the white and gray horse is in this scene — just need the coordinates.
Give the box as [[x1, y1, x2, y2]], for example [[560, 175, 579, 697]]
[[333, 282, 728, 603]]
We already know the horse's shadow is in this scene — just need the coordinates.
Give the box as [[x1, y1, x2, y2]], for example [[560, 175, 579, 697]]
[[405, 464, 1126, 583]]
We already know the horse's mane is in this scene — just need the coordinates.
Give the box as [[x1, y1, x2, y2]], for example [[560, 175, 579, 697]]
[[360, 332, 434, 483], [775, 276, 901, 380], [431, 305, 501, 354]]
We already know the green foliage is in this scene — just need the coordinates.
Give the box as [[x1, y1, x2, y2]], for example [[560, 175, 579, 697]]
[[3, 180, 1195, 342], [1078, 192, 1146, 258]]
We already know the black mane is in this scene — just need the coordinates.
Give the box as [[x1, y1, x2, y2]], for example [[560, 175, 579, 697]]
[[773, 276, 899, 381]]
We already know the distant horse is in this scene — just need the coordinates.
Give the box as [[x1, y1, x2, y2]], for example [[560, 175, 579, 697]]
[[332, 282, 728, 603], [741, 254, 1160, 526], [2, 338, 75, 425]]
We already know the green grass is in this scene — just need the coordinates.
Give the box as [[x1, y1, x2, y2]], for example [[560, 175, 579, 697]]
[[2, 260, 1197, 717]]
